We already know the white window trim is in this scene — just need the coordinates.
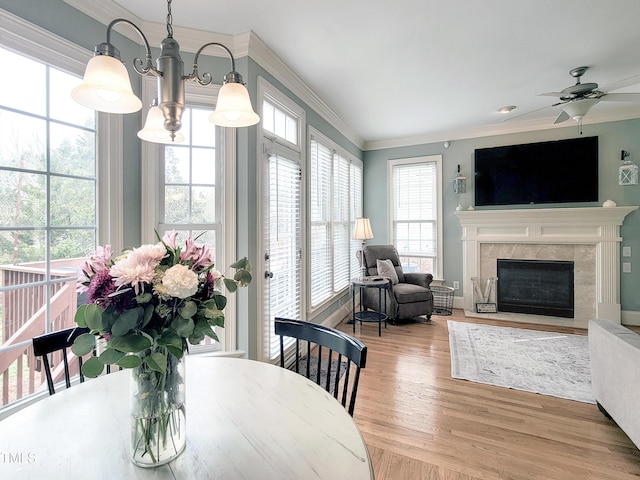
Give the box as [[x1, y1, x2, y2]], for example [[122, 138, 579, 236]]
[[307, 127, 363, 315], [140, 75, 238, 351], [0, 9, 122, 251], [256, 76, 306, 362], [387, 155, 443, 279]]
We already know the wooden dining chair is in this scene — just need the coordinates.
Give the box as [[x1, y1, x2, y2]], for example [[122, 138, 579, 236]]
[[32, 326, 91, 395], [274, 317, 367, 416]]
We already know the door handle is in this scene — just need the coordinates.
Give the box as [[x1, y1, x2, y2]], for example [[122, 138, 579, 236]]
[[264, 271, 273, 279]]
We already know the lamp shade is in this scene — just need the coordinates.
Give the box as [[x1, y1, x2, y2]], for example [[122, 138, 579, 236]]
[[208, 82, 260, 127], [71, 55, 142, 114], [353, 218, 374, 240], [137, 106, 185, 144]]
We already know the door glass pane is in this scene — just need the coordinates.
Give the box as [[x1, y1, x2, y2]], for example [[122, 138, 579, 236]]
[[0, 110, 46, 170]]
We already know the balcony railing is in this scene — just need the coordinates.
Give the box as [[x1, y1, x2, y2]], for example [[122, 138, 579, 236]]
[[0, 261, 83, 408]]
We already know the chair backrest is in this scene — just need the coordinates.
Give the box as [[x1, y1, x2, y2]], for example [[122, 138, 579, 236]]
[[274, 317, 367, 416], [362, 244, 405, 282], [32, 327, 90, 395]]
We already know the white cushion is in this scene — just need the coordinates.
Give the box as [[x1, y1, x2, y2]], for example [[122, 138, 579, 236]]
[[376, 259, 399, 285]]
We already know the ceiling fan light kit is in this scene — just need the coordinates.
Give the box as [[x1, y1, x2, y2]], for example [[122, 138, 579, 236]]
[[504, 66, 640, 133], [71, 0, 259, 143]]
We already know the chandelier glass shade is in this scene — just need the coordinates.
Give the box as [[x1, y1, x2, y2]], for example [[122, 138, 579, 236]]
[[71, 0, 260, 143]]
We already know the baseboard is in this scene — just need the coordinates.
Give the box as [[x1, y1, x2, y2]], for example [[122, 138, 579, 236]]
[[622, 310, 640, 326]]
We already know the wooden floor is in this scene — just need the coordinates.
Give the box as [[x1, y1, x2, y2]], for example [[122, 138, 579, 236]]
[[337, 310, 640, 480]]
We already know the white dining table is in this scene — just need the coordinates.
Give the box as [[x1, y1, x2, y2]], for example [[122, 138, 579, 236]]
[[0, 356, 374, 479]]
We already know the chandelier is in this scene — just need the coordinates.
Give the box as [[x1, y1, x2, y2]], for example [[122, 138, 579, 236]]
[[71, 0, 260, 144]]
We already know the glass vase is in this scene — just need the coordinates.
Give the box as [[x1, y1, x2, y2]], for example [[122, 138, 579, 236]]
[[130, 347, 186, 468]]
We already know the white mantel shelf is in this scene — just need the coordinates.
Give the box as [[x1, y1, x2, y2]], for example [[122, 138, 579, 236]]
[[455, 205, 638, 327]]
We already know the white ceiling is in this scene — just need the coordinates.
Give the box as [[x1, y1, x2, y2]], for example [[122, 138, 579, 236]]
[[82, 0, 640, 147]]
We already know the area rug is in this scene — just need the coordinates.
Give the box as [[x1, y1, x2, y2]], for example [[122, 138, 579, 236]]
[[289, 356, 347, 394], [447, 320, 595, 403]]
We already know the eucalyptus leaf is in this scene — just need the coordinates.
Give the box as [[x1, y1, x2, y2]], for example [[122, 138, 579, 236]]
[[81, 356, 105, 378], [230, 257, 251, 272], [171, 316, 195, 338], [224, 278, 237, 293], [71, 333, 97, 357], [116, 354, 142, 369], [109, 334, 152, 353], [99, 348, 125, 365], [157, 330, 184, 359], [111, 307, 143, 336], [213, 293, 227, 310], [194, 318, 217, 341], [142, 304, 154, 328], [83, 304, 106, 331], [234, 270, 252, 287], [178, 301, 197, 319], [74, 304, 89, 328], [145, 352, 167, 374]]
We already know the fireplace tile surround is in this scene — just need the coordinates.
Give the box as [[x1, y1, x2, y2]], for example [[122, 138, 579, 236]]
[[455, 206, 637, 328]]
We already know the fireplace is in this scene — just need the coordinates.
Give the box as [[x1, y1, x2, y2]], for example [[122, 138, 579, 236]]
[[455, 206, 637, 328], [497, 259, 574, 318]]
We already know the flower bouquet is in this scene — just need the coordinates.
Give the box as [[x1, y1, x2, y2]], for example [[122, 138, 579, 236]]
[[71, 231, 251, 467]]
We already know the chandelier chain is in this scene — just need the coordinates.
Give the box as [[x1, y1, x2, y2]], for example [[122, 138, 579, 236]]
[[166, 0, 173, 38]]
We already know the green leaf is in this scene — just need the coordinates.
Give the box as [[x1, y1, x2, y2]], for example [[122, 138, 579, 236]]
[[178, 300, 197, 319], [224, 278, 237, 293], [188, 334, 205, 345], [157, 330, 184, 359], [83, 304, 106, 331], [194, 317, 217, 340], [234, 270, 252, 287], [142, 304, 154, 328], [213, 293, 227, 310], [99, 348, 125, 365], [145, 352, 167, 374], [111, 307, 143, 336], [81, 356, 104, 378], [71, 333, 96, 357], [109, 333, 152, 353], [116, 354, 142, 369], [171, 316, 195, 338], [230, 257, 252, 272], [74, 304, 89, 327]]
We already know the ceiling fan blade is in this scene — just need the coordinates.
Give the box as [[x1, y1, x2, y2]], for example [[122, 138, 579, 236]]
[[599, 74, 640, 93], [554, 110, 570, 124], [599, 92, 640, 102], [501, 101, 567, 123], [537, 91, 565, 97]]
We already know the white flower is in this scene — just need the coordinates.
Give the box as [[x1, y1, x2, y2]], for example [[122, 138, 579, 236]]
[[162, 264, 199, 299]]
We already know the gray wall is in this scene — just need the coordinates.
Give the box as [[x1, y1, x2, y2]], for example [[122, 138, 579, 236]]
[[363, 119, 640, 313]]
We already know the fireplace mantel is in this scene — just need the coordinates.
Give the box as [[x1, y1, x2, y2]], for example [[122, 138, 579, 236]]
[[455, 205, 638, 327]]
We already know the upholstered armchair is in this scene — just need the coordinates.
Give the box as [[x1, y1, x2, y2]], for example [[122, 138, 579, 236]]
[[359, 245, 433, 322]]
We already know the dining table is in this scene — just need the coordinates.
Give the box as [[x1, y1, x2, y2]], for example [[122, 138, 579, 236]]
[[0, 356, 374, 479]]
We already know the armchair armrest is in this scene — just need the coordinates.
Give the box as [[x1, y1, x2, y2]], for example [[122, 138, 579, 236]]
[[403, 273, 433, 288]]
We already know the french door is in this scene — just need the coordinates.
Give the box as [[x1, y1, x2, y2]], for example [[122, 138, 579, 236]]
[[262, 151, 302, 361]]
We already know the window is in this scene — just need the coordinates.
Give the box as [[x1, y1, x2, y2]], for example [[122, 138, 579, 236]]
[[0, 45, 97, 409], [309, 129, 362, 309], [141, 76, 231, 353], [389, 156, 442, 278]]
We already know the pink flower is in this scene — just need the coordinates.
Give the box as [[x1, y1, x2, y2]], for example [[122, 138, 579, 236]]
[[110, 244, 165, 294], [162, 230, 178, 250], [78, 245, 113, 293], [180, 238, 214, 271]]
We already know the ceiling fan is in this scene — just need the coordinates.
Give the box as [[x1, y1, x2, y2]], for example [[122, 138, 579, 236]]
[[506, 66, 640, 132]]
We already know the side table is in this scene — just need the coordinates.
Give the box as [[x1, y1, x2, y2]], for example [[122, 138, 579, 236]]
[[352, 277, 390, 336]]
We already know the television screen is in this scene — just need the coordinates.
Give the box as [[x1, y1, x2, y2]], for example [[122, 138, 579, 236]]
[[474, 136, 598, 206]]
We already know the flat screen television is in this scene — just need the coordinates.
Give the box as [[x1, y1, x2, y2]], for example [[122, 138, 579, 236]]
[[474, 136, 599, 206]]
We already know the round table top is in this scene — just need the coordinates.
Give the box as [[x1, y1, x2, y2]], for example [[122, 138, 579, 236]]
[[0, 356, 373, 479]]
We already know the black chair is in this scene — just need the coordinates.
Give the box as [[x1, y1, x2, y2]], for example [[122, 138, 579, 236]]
[[274, 317, 367, 416], [32, 327, 90, 395]]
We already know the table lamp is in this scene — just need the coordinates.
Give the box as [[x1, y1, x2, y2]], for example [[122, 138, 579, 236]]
[[353, 217, 374, 280]]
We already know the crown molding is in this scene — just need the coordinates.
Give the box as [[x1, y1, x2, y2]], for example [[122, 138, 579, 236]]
[[62, 0, 363, 149], [364, 110, 640, 151]]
